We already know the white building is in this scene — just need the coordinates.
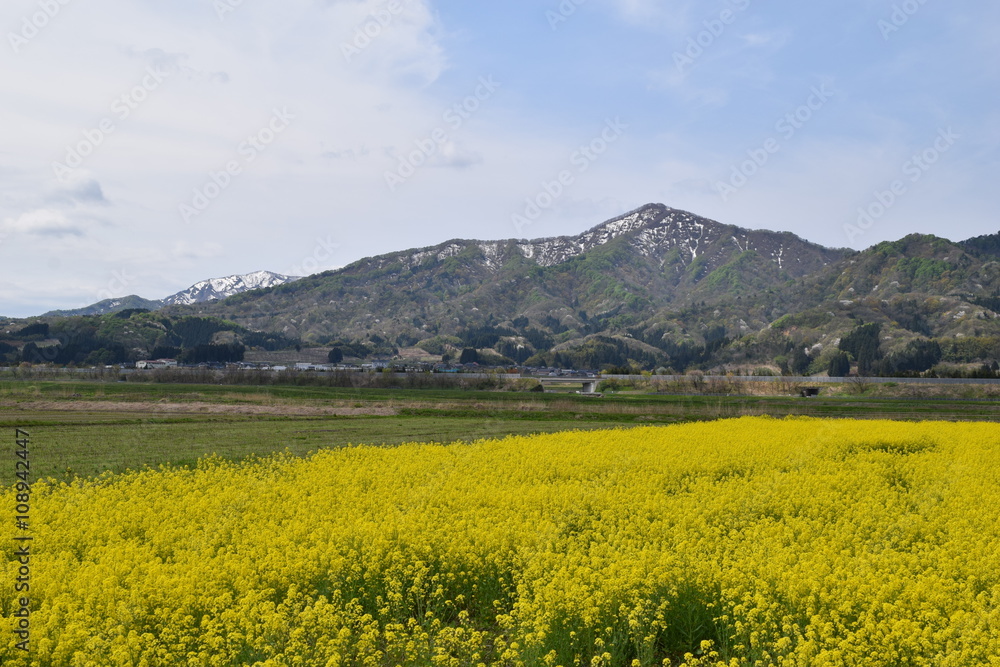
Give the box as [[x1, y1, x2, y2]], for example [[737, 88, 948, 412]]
[[136, 359, 178, 370]]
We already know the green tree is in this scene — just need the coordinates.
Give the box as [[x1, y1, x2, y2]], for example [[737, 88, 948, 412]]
[[828, 351, 851, 377], [840, 323, 882, 375], [459, 348, 479, 364], [790, 347, 811, 375]]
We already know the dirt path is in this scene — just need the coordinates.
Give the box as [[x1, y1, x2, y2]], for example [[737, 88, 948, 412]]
[[0, 400, 398, 417]]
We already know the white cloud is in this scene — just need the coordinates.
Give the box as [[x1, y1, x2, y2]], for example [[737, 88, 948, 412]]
[[0, 1, 996, 317], [2, 209, 83, 237], [741, 32, 779, 47], [43, 177, 107, 206], [427, 140, 482, 169], [604, 0, 698, 33], [171, 241, 226, 261]]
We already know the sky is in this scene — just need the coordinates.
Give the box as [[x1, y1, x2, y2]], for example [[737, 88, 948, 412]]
[[1, 0, 997, 317]]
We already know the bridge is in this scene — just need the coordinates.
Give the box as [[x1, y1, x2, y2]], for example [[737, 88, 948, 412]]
[[536, 377, 600, 394]]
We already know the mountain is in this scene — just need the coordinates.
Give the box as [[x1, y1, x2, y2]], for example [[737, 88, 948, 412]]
[[770, 233, 1000, 343], [44, 271, 301, 317], [14, 204, 1000, 373], [166, 204, 849, 354], [160, 271, 302, 307]]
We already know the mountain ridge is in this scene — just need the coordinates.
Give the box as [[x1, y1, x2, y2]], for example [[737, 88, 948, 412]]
[[169, 203, 851, 342], [9, 203, 1000, 374], [355, 204, 845, 274], [44, 270, 301, 317]]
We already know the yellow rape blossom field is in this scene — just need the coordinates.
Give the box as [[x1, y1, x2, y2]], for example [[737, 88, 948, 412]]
[[4, 416, 1000, 666]]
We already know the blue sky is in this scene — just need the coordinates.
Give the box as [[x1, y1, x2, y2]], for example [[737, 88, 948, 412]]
[[1, 0, 997, 316]]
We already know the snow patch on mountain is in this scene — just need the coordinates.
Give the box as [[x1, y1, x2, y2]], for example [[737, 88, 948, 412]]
[[513, 205, 717, 267], [479, 242, 503, 271], [162, 271, 301, 306], [43, 271, 302, 317], [340, 203, 840, 288]]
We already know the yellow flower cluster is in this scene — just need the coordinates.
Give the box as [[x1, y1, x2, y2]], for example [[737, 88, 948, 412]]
[[4, 417, 1000, 666]]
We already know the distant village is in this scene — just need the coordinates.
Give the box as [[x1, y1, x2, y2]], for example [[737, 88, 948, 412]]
[[132, 357, 599, 377]]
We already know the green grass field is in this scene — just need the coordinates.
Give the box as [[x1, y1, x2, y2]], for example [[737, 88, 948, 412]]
[[10, 416, 612, 480], [2, 379, 1000, 479]]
